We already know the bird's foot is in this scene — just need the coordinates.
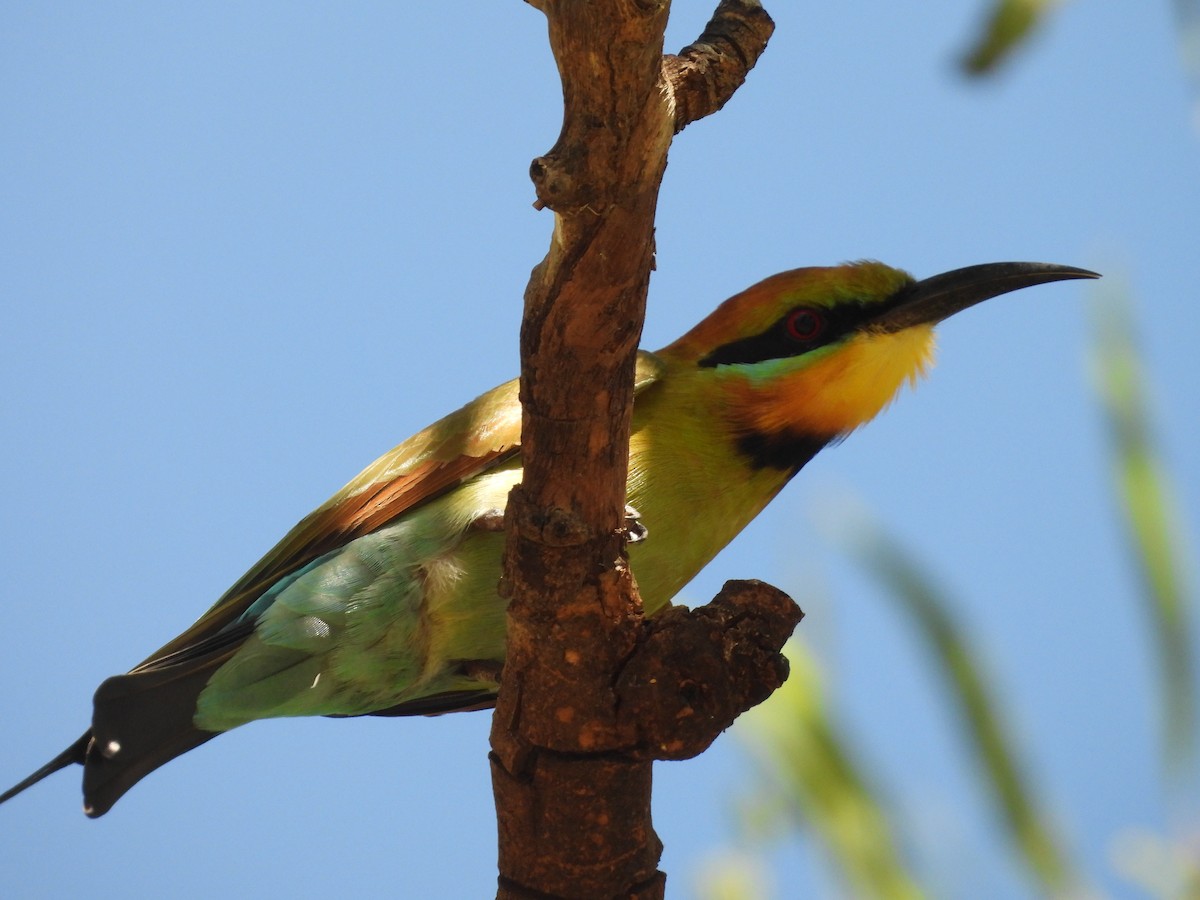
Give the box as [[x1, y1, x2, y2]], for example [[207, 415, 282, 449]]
[[624, 505, 648, 544], [470, 508, 506, 532], [461, 659, 503, 687], [473, 506, 645, 543]]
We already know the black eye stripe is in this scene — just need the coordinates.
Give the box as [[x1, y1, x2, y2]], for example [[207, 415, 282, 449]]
[[699, 301, 870, 368]]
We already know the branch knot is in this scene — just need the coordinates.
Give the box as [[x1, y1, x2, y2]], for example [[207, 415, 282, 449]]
[[617, 579, 802, 760]]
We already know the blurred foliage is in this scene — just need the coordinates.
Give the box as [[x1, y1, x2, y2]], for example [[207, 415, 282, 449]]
[[963, 0, 1200, 97], [845, 519, 1080, 895], [1091, 279, 1196, 764], [700, 5, 1200, 899], [1111, 829, 1200, 899], [692, 852, 776, 900], [960, 0, 1064, 75], [739, 643, 927, 900], [1176, 0, 1200, 79]]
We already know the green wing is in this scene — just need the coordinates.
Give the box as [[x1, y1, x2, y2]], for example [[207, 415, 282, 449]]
[[138, 351, 665, 669], [136, 377, 525, 669], [0, 352, 667, 816]]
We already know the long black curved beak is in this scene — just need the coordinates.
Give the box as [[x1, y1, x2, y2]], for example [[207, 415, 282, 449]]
[[872, 262, 1100, 333]]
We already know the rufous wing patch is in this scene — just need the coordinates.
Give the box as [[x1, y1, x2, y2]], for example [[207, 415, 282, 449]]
[[129, 350, 666, 670], [136, 446, 518, 667]]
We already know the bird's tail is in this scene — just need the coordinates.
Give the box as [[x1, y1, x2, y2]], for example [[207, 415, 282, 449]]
[[81, 660, 226, 817], [0, 733, 91, 807], [2, 622, 250, 817]]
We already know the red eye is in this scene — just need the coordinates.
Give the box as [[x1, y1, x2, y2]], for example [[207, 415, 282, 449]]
[[785, 308, 825, 342]]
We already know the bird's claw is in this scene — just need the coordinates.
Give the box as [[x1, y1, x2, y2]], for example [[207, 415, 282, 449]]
[[624, 505, 648, 544], [471, 508, 506, 532]]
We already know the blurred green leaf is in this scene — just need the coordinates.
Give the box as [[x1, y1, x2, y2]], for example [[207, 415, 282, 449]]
[[1175, 0, 1200, 77], [693, 851, 775, 900], [1111, 827, 1200, 899], [740, 642, 927, 900], [961, 0, 1063, 76], [1091, 280, 1197, 767], [843, 516, 1082, 896]]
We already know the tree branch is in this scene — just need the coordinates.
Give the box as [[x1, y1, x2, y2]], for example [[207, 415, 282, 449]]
[[665, 0, 775, 133], [491, 4, 787, 898]]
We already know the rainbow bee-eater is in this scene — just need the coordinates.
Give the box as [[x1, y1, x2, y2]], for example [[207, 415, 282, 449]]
[[0, 260, 1096, 817]]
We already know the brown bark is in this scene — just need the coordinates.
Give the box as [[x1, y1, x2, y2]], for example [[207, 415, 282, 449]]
[[491, 3, 789, 898]]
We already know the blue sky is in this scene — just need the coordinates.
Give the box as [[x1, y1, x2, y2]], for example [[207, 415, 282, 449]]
[[1, 3, 1198, 898]]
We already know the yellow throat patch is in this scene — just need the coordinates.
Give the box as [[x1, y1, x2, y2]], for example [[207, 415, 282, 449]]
[[728, 323, 937, 438]]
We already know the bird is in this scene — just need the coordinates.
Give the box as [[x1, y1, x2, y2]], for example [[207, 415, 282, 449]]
[[0, 259, 1097, 817]]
